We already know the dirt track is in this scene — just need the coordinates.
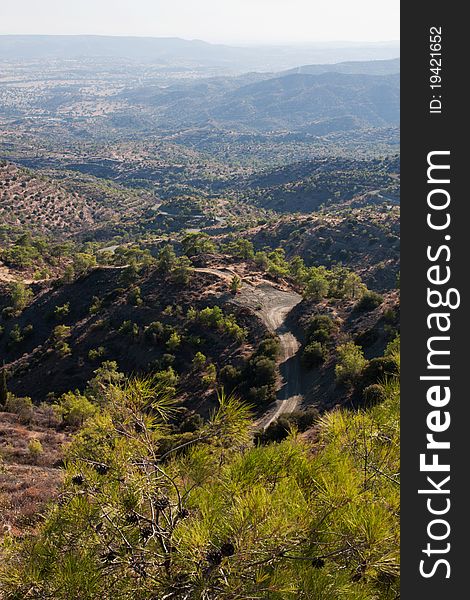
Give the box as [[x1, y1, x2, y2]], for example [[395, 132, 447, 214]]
[[238, 283, 302, 429], [195, 267, 303, 428]]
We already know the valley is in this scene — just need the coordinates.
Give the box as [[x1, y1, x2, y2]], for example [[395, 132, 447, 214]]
[[0, 35, 400, 599]]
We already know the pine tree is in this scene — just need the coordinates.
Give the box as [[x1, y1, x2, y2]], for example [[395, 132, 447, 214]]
[[230, 275, 241, 294]]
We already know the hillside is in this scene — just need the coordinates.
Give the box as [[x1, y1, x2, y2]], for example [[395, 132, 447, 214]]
[[242, 205, 400, 290], [199, 72, 399, 132], [239, 155, 399, 213], [1, 53, 399, 153], [1, 247, 399, 410], [1, 265, 260, 406], [0, 162, 97, 237], [0, 161, 156, 239], [288, 289, 399, 411]]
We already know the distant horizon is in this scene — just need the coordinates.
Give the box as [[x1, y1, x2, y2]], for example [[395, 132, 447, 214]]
[[0, 33, 400, 49]]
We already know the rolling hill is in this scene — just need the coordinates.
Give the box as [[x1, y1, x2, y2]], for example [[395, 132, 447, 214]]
[[238, 155, 400, 212], [120, 71, 400, 133]]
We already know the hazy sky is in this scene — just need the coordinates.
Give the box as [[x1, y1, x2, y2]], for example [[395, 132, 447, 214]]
[[0, 0, 399, 44]]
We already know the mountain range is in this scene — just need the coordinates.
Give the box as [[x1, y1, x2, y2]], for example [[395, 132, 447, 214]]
[[0, 35, 400, 73]]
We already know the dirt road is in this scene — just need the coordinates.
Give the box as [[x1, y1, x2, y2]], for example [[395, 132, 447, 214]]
[[195, 267, 303, 429], [239, 284, 302, 429]]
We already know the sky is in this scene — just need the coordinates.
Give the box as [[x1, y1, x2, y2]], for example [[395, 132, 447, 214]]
[[0, 0, 399, 45]]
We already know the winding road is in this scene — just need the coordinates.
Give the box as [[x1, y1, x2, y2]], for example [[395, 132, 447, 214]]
[[238, 283, 303, 429], [195, 267, 303, 429]]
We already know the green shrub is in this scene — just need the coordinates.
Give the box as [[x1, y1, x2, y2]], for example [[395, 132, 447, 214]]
[[219, 365, 242, 390], [119, 320, 139, 337], [223, 238, 254, 259], [172, 256, 193, 284], [52, 325, 72, 356], [127, 287, 143, 307], [179, 412, 204, 433], [145, 321, 165, 344], [192, 352, 207, 370], [166, 331, 181, 351], [309, 328, 331, 344], [360, 356, 399, 389], [230, 275, 242, 294], [56, 392, 97, 428], [182, 232, 216, 257], [89, 296, 102, 315], [305, 316, 336, 350], [9, 324, 24, 345], [307, 315, 335, 336], [5, 395, 34, 423], [8, 281, 33, 314], [259, 415, 292, 443], [28, 438, 44, 462], [385, 335, 400, 362], [23, 324, 34, 338], [355, 328, 379, 348], [258, 407, 320, 444], [88, 347, 106, 361], [292, 406, 320, 430], [302, 342, 327, 368], [304, 270, 329, 300], [249, 356, 277, 388], [335, 342, 368, 385], [161, 354, 175, 368], [152, 368, 179, 392], [2, 306, 16, 320], [202, 364, 217, 388], [363, 384, 387, 407], [54, 302, 70, 320], [256, 337, 281, 360], [85, 361, 124, 405], [224, 317, 246, 343], [383, 308, 397, 322], [354, 291, 384, 312], [247, 385, 274, 405]]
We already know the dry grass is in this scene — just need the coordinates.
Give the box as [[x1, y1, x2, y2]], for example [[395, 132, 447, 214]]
[[0, 410, 68, 536]]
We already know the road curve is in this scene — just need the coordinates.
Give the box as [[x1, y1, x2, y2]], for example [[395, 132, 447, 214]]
[[194, 267, 303, 429], [255, 295, 303, 429]]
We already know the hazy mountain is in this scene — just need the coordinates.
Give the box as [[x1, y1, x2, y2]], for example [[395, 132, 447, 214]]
[[0, 35, 400, 74], [120, 71, 399, 133], [205, 72, 399, 130], [280, 58, 400, 77]]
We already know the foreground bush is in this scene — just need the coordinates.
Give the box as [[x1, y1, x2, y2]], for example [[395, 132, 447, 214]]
[[0, 377, 399, 599], [335, 342, 368, 386]]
